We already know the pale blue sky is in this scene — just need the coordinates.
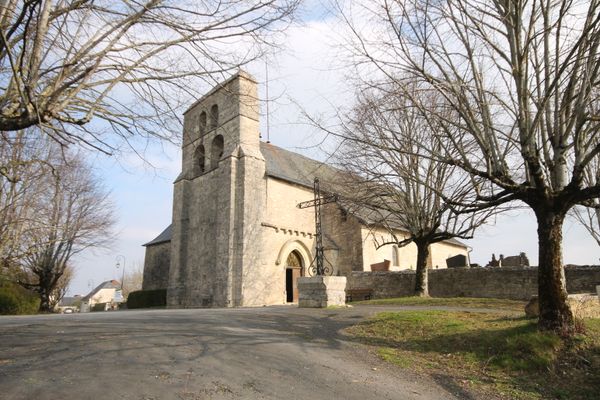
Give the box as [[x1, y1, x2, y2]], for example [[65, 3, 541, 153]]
[[67, 1, 600, 296]]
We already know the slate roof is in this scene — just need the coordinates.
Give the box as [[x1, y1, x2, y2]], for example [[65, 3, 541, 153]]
[[144, 141, 467, 249], [260, 142, 341, 189], [143, 225, 172, 246]]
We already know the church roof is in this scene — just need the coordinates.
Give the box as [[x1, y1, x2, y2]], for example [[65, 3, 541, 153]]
[[143, 225, 173, 247], [145, 142, 467, 249], [259, 143, 467, 249], [145, 143, 336, 247], [260, 142, 340, 189]]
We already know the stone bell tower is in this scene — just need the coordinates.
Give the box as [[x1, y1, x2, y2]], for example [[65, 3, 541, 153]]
[[167, 71, 266, 308]]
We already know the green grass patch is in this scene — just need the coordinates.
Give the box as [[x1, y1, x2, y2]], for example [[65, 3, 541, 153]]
[[347, 310, 600, 399], [356, 296, 526, 311], [377, 347, 412, 368]]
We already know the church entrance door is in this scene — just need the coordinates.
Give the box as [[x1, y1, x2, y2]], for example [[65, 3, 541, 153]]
[[285, 250, 303, 303]]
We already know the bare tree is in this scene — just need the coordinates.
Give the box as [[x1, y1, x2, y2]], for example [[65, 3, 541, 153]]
[[49, 263, 74, 309], [0, 131, 50, 272], [573, 142, 600, 249], [122, 260, 144, 299], [336, 0, 600, 334], [18, 148, 115, 312], [574, 206, 600, 250], [334, 85, 492, 296], [0, 0, 299, 152]]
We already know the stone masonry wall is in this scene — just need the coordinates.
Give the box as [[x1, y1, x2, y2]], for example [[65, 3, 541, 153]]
[[348, 266, 600, 300], [168, 72, 262, 308], [142, 242, 171, 290]]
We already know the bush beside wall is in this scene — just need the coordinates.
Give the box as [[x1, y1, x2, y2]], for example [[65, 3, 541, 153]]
[[0, 281, 39, 315], [127, 289, 167, 309]]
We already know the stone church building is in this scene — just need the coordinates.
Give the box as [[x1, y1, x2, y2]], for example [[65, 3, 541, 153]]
[[142, 71, 469, 308]]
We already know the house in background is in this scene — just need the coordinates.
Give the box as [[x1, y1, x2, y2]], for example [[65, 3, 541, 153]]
[[56, 295, 82, 313], [80, 280, 123, 312]]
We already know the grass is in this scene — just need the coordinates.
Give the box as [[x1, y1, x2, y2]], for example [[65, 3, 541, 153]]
[[355, 296, 527, 311], [346, 310, 600, 399]]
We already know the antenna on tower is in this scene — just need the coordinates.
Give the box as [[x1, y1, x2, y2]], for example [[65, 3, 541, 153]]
[[265, 61, 271, 144]]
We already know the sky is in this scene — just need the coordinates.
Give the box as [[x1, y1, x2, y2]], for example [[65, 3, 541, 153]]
[[66, 1, 600, 296]]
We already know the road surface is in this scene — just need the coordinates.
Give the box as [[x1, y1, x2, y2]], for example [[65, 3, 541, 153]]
[[0, 305, 482, 399]]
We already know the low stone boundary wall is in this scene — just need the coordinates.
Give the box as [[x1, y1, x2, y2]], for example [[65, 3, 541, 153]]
[[348, 266, 600, 300]]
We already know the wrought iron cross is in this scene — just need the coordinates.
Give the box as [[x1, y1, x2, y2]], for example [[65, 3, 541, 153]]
[[297, 178, 337, 276]]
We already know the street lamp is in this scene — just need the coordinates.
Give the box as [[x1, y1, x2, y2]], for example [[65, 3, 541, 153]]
[[115, 255, 126, 292]]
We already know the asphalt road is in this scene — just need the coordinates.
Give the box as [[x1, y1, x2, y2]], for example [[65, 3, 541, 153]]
[[0, 305, 477, 400]]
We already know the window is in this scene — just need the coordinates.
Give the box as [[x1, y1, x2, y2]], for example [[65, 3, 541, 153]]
[[211, 135, 224, 169], [392, 245, 399, 266], [210, 104, 219, 128], [199, 112, 207, 135], [195, 144, 205, 174]]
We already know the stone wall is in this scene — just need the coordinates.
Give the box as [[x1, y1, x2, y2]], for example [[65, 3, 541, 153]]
[[427, 267, 538, 299], [168, 72, 262, 308], [142, 242, 171, 290], [348, 266, 600, 300], [348, 270, 417, 298], [565, 266, 600, 294]]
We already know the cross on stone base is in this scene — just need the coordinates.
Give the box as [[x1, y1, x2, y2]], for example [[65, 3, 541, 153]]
[[297, 177, 337, 276]]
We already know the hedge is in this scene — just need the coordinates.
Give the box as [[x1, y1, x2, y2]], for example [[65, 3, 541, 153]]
[[0, 281, 39, 315], [127, 289, 167, 309]]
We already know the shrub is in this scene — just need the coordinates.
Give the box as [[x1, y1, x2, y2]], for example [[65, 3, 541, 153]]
[[0, 281, 39, 315], [127, 289, 167, 309]]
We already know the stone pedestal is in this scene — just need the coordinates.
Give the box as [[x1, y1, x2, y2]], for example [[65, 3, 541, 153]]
[[297, 276, 347, 308]]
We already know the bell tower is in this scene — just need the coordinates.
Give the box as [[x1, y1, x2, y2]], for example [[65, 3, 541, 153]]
[[168, 71, 266, 307]]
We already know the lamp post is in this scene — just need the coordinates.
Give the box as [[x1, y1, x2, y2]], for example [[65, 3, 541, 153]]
[[115, 255, 126, 293]]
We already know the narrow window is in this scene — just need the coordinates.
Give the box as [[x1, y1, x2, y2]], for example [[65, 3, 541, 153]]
[[392, 245, 399, 266], [211, 135, 224, 169], [199, 112, 207, 136], [210, 104, 219, 129], [195, 144, 205, 174]]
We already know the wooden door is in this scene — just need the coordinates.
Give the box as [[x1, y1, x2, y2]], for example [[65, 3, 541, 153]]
[[292, 268, 301, 301]]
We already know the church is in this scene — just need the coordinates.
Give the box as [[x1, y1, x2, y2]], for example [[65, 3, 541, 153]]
[[141, 71, 469, 308]]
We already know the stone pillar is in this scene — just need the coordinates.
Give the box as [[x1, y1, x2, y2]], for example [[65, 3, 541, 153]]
[[297, 276, 347, 308]]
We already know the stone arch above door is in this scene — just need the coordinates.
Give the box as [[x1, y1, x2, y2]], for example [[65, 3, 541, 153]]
[[275, 239, 312, 268]]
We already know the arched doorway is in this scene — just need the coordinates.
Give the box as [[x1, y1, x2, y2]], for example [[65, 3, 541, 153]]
[[285, 250, 304, 303]]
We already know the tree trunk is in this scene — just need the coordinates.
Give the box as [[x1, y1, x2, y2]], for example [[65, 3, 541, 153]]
[[37, 272, 55, 313], [535, 210, 574, 336], [38, 289, 53, 313], [414, 240, 430, 297]]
